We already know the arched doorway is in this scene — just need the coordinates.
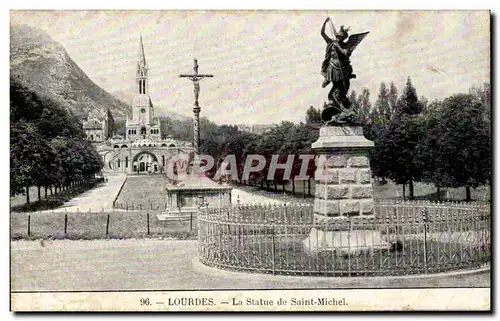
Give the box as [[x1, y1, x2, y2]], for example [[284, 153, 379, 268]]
[[132, 151, 159, 174]]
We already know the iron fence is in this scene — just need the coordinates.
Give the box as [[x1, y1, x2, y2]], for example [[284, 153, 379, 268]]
[[198, 202, 491, 276], [114, 202, 168, 211]]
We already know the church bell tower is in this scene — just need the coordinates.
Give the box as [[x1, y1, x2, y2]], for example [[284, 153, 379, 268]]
[[125, 36, 161, 141]]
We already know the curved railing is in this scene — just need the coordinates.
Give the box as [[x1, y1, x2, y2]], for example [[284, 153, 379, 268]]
[[198, 201, 490, 276]]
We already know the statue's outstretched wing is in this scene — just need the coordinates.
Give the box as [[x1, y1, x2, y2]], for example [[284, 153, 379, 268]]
[[346, 32, 369, 53]]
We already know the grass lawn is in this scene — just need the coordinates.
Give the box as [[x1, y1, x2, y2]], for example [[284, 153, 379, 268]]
[[114, 175, 169, 209], [10, 211, 197, 240]]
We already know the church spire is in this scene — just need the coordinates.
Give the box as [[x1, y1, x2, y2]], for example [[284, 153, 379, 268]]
[[136, 35, 148, 95], [138, 35, 147, 69]]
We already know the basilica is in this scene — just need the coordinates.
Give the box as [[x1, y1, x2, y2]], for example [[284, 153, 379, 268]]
[[84, 37, 193, 174]]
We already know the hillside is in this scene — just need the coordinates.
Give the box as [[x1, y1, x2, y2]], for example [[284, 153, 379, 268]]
[[10, 24, 131, 119]]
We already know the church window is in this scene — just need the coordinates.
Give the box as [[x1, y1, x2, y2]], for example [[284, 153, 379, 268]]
[[141, 108, 146, 114], [162, 155, 165, 166], [140, 127, 146, 135], [125, 156, 129, 168], [118, 159, 121, 168]]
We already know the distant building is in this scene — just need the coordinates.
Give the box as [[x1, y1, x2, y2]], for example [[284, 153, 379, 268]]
[[83, 36, 193, 174], [236, 124, 274, 135], [83, 110, 109, 143]]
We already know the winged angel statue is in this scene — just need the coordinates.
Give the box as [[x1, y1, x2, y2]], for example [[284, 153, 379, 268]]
[[320, 17, 369, 125]]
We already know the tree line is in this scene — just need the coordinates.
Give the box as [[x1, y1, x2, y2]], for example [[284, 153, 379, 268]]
[[159, 78, 490, 202], [10, 76, 104, 203], [364, 79, 490, 201], [312, 78, 490, 201]]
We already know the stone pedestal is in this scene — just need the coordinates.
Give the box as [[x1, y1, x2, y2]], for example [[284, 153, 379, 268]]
[[303, 126, 389, 253]]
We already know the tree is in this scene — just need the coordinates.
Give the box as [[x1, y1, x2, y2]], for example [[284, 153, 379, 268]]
[[396, 77, 423, 116], [374, 82, 390, 124], [425, 94, 491, 201], [382, 77, 425, 199], [356, 88, 372, 124], [107, 109, 115, 138], [305, 106, 321, 124], [10, 76, 104, 201], [113, 119, 126, 137], [10, 121, 52, 202], [387, 82, 398, 120]]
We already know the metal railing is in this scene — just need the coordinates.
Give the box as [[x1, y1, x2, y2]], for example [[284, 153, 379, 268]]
[[198, 202, 490, 276], [114, 202, 168, 211]]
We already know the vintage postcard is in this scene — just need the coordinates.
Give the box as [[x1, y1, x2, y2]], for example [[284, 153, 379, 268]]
[[9, 10, 491, 311]]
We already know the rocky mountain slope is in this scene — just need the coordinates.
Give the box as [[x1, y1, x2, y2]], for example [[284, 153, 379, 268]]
[[10, 24, 131, 119]]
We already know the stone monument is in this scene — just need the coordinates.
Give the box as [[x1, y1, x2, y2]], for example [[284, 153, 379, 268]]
[[303, 18, 388, 253], [158, 59, 232, 221]]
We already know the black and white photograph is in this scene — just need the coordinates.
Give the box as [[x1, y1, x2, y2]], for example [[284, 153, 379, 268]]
[[8, 9, 491, 311]]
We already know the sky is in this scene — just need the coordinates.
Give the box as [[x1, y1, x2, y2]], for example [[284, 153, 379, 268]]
[[10, 10, 490, 125]]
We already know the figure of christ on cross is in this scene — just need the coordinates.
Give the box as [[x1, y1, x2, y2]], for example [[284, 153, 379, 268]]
[[179, 59, 214, 107], [179, 59, 214, 158]]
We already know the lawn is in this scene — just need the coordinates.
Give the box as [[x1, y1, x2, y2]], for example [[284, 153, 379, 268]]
[[114, 175, 170, 209], [10, 211, 197, 240]]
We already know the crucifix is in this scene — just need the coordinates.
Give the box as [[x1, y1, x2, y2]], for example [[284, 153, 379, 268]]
[[179, 59, 214, 155]]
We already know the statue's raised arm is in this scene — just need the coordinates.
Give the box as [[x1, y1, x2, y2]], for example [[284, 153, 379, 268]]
[[321, 18, 332, 43]]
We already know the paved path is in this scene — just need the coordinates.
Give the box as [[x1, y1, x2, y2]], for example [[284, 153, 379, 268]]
[[231, 187, 283, 205], [11, 239, 490, 292], [44, 173, 127, 212]]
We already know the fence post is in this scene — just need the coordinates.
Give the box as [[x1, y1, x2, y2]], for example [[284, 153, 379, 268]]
[[423, 209, 428, 273], [64, 214, 68, 234], [147, 213, 150, 235], [27, 214, 31, 237], [271, 218, 276, 275], [347, 218, 351, 277], [106, 214, 110, 236]]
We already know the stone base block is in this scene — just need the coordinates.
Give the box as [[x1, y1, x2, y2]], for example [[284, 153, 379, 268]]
[[302, 228, 389, 254]]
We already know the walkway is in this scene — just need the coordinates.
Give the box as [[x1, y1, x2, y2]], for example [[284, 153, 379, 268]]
[[10, 239, 490, 292], [230, 185, 312, 205], [46, 173, 127, 212], [231, 187, 281, 205]]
